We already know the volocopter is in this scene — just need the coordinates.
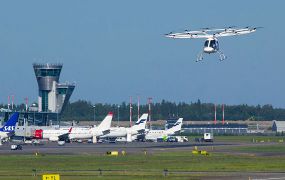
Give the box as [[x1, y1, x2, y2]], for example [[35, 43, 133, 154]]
[[165, 26, 261, 62]]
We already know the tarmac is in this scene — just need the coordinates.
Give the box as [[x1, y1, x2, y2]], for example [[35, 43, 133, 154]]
[[0, 141, 230, 155]]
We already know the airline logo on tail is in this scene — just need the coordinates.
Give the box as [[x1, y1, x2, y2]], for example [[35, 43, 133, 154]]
[[0, 112, 19, 133], [173, 121, 182, 126], [135, 118, 147, 125], [132, 113, 148, 132], [166, 118, 183, 135]]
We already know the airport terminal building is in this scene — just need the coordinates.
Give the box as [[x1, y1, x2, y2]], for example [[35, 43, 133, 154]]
[[272, 120, 285, 133], [165, 117, 249, 135], [182, 123, 248, 135]]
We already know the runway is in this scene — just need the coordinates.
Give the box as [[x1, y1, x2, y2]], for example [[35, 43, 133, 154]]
[[0, 141, 231, 155]]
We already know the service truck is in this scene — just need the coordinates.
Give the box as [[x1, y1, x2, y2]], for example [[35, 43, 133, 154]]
[[203, 133, 214, 142]]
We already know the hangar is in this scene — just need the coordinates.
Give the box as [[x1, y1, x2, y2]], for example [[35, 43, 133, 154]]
[[182, 124, 248, 135], [272, 120, 285, 133]]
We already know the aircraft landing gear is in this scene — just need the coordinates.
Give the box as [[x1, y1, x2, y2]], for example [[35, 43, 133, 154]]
[[217, 50, 227, 61], [196, 51, 204, 62]]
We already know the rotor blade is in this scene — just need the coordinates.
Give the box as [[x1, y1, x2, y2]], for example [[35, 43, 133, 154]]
[[165, 26, 258, 39], [253, 26, 263, 30], [228, 26, 236, 28]]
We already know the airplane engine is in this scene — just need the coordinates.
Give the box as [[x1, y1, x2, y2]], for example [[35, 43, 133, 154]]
[[49, 136, 59, 142], [33, 129, 43, 139]]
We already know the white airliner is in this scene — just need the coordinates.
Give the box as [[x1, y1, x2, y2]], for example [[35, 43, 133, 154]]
[[0, 112, 19, 144], [33, 112, 113, 142], [145, 118, 183, 142], [68, 112, 113, 140], [34, 126, 72, 142], [101, 113, 148, 142]]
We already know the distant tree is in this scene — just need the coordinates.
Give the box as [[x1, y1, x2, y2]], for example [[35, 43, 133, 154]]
[[7, 99, 283, 121]]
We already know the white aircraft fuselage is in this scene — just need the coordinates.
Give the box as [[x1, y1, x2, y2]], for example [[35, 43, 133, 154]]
[[145, 118, 183, 141]]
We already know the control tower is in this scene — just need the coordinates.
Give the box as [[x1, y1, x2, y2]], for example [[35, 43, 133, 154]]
[[33, 63, 75, 113]]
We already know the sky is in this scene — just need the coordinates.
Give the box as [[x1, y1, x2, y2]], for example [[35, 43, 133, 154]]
[[0, 1, 284, 107]]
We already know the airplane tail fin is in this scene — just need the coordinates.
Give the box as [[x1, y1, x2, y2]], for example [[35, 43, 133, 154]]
[[0, 112, 19, 132], [68, 127, 73, 133], [166, 118, 183, 135], [97, 112, 113, 132], [131, 113, 148, 131]]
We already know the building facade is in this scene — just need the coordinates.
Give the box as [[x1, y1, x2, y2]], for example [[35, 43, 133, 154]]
[[272, 120, 285, 133], [33, 63, 75, 113], [182, 124, 248, 135]]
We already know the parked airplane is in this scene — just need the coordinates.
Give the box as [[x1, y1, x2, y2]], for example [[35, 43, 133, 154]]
[[0, 112, 19, 144], [101, 113, 148, 142], [145, 118, 183, 142], [33, 112, 113, 142], [34, 126, 72, 142], [68, 112, 113, 141]]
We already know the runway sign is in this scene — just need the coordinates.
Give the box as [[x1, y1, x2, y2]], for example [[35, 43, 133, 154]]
[[42, 174, 60, 180]]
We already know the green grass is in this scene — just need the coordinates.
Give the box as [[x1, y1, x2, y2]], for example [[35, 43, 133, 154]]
[[0, 150, 285, 180], [230, 144, 285, 153], [189, 135, 285, 143]]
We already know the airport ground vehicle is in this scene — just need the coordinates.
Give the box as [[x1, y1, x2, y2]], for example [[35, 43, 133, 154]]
[[10, 144, 22, 150], [194, 133, 214, 142], [204, 133, 214, 142], [167, 136, 178, 142], [174, 136, 188, 142]]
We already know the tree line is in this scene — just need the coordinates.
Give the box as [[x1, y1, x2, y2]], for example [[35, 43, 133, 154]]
[[59, 99, 285, 121], [1, 99, 284, 121]]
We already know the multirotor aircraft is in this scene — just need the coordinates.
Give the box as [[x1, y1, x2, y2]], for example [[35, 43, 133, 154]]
[[165, 27, 260, 62]]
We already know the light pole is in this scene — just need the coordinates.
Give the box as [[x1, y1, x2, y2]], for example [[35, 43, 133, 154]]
[[57, 105, 59, 127], [93, 105, 96, 122], [117, 105, 120, 127], [33, 103, 36, 125], [33, 110, 35, 126]]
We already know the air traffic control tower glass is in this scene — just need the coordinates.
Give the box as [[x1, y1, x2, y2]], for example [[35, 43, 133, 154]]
[[33, 63, 63, 113]]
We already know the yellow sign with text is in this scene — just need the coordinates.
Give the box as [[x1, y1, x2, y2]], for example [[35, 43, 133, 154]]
[[42, 174, 60, 180]]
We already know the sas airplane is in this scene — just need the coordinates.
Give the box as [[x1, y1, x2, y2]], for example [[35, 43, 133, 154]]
[[145, 118, 183, 142], [101, 113, 148, 142], [0, 112, 20, 144]]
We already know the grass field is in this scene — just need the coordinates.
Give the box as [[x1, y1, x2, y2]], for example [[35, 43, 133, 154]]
[[188, 135, 285, 143], [230, 144, 285, 153], [1, 146, 285, 180]]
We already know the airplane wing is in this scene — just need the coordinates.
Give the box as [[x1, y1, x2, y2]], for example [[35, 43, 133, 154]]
[[165, 31, 212, 39], [137, 129, 145, 134], [58, 127, 72, 141], [102, 129, 110, 135]]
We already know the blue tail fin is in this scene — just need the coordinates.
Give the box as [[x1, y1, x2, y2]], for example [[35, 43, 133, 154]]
[[0, 112, 19, 132]]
